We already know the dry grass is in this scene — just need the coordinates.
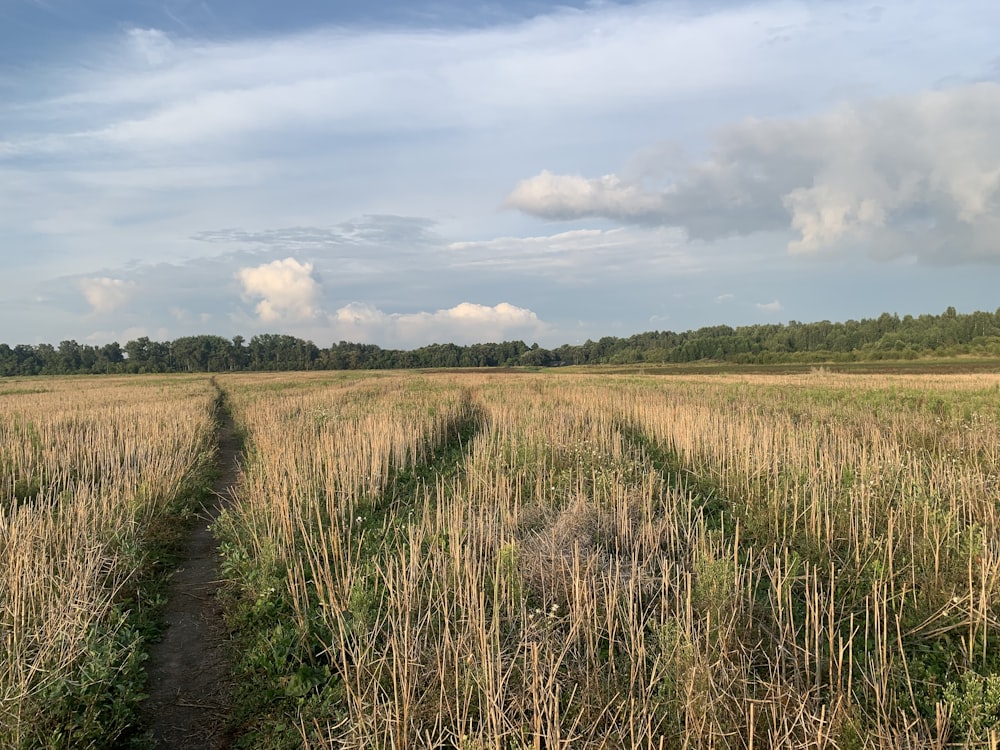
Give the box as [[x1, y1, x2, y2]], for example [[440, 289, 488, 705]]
[[213, 371, 1000, 747], [0, 375, 217, 747]]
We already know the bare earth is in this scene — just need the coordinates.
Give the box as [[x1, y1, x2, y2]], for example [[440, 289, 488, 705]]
[[140, 412, 240, 749]]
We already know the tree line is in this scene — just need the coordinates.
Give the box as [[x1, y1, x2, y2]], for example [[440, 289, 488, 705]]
[[2, 307, 1000, 376]]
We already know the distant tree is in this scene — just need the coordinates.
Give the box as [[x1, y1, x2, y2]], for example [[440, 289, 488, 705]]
[[57, 340, 82, 373], [7, 303, 1000, 378], [95, 342, 124, 373], [230, 336, 247, 370], [519, 346, 556, 367]]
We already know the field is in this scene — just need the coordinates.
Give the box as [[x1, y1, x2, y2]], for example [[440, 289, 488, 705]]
[[0, 376, 217, 747], [4, 370, 1000, 747]]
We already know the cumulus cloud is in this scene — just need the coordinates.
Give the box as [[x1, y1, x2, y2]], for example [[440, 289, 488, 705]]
[[236, 257, 319, 322], [331, 301, 547, 347], [714, 293, 735, 303], [506, 84, 1000, 263], [232, 253, 546, 345], [756, 300, 783, 312], [79, 277, 136, 313]]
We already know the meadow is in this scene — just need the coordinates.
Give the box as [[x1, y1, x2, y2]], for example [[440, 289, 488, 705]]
[[215, 369, 1000, 748], [4, 369, 1000, 748], [0, 376, 218, 747]]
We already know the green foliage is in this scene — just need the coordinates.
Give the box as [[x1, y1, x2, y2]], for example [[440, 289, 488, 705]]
[[216, 530, 318, 750], [944, 672, 1000, 742], [22, 612, 148, 750], [648, 618, 698, 736]]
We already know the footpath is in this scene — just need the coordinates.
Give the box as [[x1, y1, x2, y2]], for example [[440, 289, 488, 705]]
[[141, 394, 238, 749]]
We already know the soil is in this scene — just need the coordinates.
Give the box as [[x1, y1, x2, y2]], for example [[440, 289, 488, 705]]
[[140, 409, 240, 749]]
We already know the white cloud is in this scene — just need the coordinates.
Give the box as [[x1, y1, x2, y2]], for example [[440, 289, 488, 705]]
[[331, 301, 547, 346], [14, 0, 984, 156], [79, 277, 136, 313], [236, 257, 319, 322], [755, 300, 783, 312], [53, 3, 788, 149], [714, 293, 735, 303], [783, 185, 887, 255], [506, 84, 1000, 263], [5, 0, 1000, 346], [234, 260, 547, 345], [504, 172, 667, 222]]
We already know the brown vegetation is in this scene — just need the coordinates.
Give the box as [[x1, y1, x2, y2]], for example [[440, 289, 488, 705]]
[[215, 371, 1000, 748], [6, 370, 1000, 748], [0, 376, 217, 747]]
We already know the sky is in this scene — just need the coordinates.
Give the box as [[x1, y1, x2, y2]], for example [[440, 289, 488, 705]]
[[1, 0, 999, 349]]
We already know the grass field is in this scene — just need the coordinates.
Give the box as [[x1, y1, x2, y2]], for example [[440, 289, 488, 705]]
[[0, 376, 218, 747], [215, 369, 1000, 748], [4, 369, 1000, 747]]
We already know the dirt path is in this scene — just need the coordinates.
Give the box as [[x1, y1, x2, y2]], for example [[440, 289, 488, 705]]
[[140, 400, 239, 749]]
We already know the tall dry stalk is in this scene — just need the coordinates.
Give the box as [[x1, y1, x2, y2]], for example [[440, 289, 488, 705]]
[[217, 370, 1000, 748], [0, 375, 217, 747]]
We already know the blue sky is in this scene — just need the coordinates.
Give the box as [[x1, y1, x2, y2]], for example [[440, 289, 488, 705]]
[[2, 0, 999, 348]]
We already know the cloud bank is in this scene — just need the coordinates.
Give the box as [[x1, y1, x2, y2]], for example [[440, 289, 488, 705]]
[[506, 84, 1000, 263], [18, 2, 791, 151]]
